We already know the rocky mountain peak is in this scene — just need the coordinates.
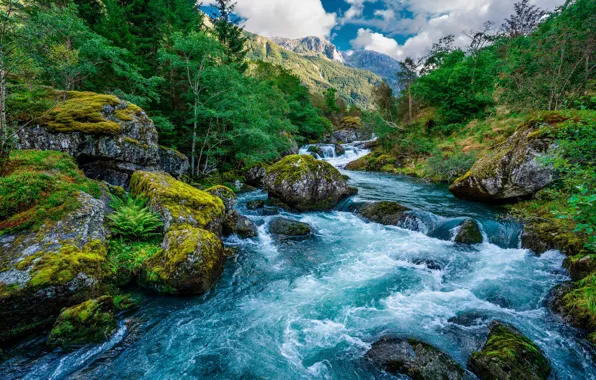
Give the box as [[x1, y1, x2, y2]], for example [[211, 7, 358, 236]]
[[269, 36, 344, 63]]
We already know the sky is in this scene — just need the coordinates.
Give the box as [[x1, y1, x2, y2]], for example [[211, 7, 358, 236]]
[[203, 0, 567, 60]]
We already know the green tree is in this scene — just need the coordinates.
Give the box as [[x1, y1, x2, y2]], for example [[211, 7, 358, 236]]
[[211, 0, 248, 71], [397, 58, 418, 123]]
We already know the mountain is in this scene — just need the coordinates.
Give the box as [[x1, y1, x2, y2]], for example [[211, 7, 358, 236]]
[[342, 50, 401, 92], [246, 33, 383, 109], [269, 36, 344, 63]]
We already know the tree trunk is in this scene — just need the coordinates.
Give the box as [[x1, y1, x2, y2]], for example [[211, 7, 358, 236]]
[[408, 85, 413, 123], [191, 100, 198, 177]]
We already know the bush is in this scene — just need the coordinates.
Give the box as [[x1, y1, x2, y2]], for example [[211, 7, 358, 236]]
[[425, 150, 477, 183], [108, 195, 164, 241]]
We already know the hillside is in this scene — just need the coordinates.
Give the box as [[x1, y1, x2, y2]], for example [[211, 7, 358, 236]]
[[342, 50, 401, 91], [246, 33, 383, 108]]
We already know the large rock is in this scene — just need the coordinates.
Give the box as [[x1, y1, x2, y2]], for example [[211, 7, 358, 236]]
[[0, 192, 108, 342], [450, 122, 555, 203], [244, 163, 268, 187], [140, 227, 226, 295], [548, 282, 596, 345], [158, 146, 189, 179], [47, 296, 116, 347], [130, 171, 225, 235], [206, 186, 258, 239], [455, 219, 484, 244], [353, 201, 410, 225], [468, 321, 551, 380], [365, 336, 469, 379], [17, 91, 188, 186], [269, 217, 312, 236], [264, 154, 357, 211]]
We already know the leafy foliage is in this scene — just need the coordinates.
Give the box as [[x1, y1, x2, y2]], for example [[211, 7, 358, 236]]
[[107, 195, 164, 241]]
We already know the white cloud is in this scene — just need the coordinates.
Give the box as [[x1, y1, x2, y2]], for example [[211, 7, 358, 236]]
[[349, 0, 566, 59], [204, 0, 337, 39]]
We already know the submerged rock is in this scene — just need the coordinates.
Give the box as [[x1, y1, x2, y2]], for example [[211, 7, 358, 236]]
[[47, 296, 116, 347], [354, 201, 410, 226], [140, 227, 226, 295], [335, 144, 345, 156], [264, 155, 357, 211], [455, 219, 483, 244], [246, 200, 265, 210], [468, 321, 550, 380], [365, 336, 469, 379], [450, 121, 555, 203], [269, 217, 312, 236], [17, 91, 189, 186]]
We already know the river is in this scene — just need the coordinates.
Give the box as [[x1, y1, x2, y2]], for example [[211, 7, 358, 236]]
[[1, 142, 595, 379]]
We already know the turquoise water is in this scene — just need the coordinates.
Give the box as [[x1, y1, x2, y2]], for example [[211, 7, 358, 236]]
[[2, 148, 595, 379]]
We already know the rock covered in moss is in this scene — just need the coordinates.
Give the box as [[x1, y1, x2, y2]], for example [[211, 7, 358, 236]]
[[130, 171, 225, 235], [47, 296, 116, 347], [206, 185, 237, 211], [455, 219, 483, 244], [158, 146, 189, 178], [140, 227, 226, 295], [264, 155, 357, 211], [0, 192, 108, 343], [353, 201, 410, 226], [468, 321, 550, 380], [548, 280, 596, 345], [521, 221, 585, 258], [244, 163, 268, 187], [450, 121, 555, 203], [365, 336, 469, 379], [269, 218, 311, 236], [17, 91, 188, 186], [335, 144, 345, 156], [206, 185, 258, 239]]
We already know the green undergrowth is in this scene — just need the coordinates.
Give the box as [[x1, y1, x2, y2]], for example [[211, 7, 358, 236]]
[[106, 239, 162, 285], [562, 273, 596, 344], [0, 150, 101, 234]]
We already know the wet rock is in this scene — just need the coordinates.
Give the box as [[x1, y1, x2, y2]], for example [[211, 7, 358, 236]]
[[130, 171, 225, 235], [224, 212, 258, 238], [448, 312, 491, 327], [244, 163, 268, 187], [413, 259, 443, 271], [365, 336, 469, 379], [0, 192, 108, 343], [47, 296, 116, 347], [335, 144, 345, 156], [158, 146, 189, 178], [355, 201, 410, 226], [521, 222, 585, 257], [140, 227, 226, 295], [307, 145, 323, 157], [269, 218, 312, 236], [565, 255, 596, 281], [264, 155, 357, 211], [450, 122, 555, 203], [325, 128, 372, 144], [17, 91, 188, 187], [468, 321, 550, 380], [247, 200, 265, 210], [548, 282, 596, 344], [266, 197, 293, 211], [455, 219, 483, 244], [259, 207, 280, 216]]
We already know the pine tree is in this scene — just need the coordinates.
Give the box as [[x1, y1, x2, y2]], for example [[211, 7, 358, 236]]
[[211, 0, 247, 71]]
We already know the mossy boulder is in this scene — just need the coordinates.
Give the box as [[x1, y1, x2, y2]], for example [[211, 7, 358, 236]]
[[140, 226, 226, 295], [455, 219, 484, 244], [450, 120, 555, 203], [130, 171, 225, 235], [548, 278, 596, 345], [269, 217, 312, 236], [353, 201, 410, 226], [0, 191, 108, 343], [365, 336, 469, 379], [345, 150, 401, 172], [468, 321, 551, 380], [47, 296, 116, 347], [264, 155, 357, 211], [206, 185, 257, 239], [17, 91, 188, 186], [206, 185, 237, 211], [521, 221, 585, 258]]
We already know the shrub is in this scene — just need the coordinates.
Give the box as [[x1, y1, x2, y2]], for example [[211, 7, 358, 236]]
[[108, 195, 164, 241], [425, 150, 477, 183]]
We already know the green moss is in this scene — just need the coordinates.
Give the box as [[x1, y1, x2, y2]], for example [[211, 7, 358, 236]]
[[47, 296, 116, 347], [113, 294, 139, 312], [105, 239, 162, 286], [130, 171, 225, 232], [205, 185, 237, 201], [0, 150, 101, 234], [562, 273, 596, 336], [338, 116, 363, 130], [267, 154, 343, 187], [16, 239, 106, 289]]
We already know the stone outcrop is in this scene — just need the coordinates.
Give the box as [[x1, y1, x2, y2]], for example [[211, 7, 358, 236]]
[[468, 321, 551, 380], [0, 192, 108, 342], [263, 154, 357, 211], [548, 282, 596, 345], [47, 296, 116, 347], [17, 91, 188, 187], [325, 128, 372, 144], [269, 217, 311, 236], [206, 186, 258, 239], [243, 163, 268, 187], [365, 336, 470, 379], [455, 219, 484, 244], [450, 122, 555, 203]]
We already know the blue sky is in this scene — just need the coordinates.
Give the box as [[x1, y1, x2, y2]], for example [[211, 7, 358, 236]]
[[204, 0, 565, 59]]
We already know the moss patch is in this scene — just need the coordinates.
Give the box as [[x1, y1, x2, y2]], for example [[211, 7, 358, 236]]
[[47, 296, 116, 347], [105, 239, 162, 286], [0, 150, 101, 234]]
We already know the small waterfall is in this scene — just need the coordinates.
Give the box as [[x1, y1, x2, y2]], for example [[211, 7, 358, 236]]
[[299, 144, 338, 159]]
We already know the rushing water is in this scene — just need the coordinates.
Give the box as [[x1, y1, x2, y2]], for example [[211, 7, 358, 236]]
[[2, 143, 595, 379]]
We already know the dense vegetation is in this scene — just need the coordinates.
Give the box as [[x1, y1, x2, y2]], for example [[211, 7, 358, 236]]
[[0, 0, 335, 175]]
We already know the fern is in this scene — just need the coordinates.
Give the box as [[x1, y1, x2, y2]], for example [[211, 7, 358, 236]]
[[108, 195, 164, 241]]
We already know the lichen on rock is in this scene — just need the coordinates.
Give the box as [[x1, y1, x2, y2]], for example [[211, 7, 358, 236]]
[[47, 296, 116, 347], [264, 154, 357, 211]]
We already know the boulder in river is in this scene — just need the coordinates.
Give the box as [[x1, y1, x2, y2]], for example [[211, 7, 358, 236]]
[[365, 336, 470, 379], [247, 200, 265, 210], [353, 201, 410, 226], [206, 185, 258, 239], [263, 154, 357, 211], [454, 219, 483, 244], [449, 120, 555, 203], [269, 217, 312, 236], [468, 321, 551, 380], [17, 91, 189, 187], [548, 282, 596, 345], [244, 163, 268, 187], [47, 296, 116, 347]]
